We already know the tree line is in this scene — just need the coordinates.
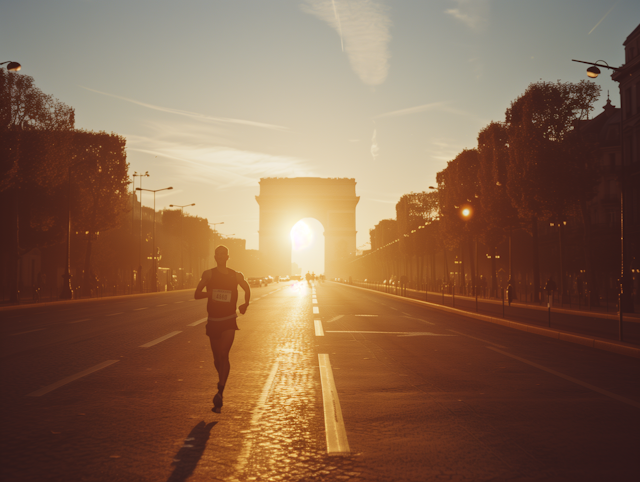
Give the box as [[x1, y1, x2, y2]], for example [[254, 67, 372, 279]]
[[355, 80, 623, 307]]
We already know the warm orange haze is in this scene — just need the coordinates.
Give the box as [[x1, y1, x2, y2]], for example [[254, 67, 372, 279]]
[[1, 2, 640, 481]]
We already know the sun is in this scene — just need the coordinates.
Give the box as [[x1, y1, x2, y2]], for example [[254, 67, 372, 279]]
[[290, 220, 313, 251]]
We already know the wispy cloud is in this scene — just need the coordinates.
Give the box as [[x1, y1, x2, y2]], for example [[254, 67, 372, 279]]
[[370, 128, 380, 160], [126, 122, 314, 189], [445, 0, 489, 31], [375, 101, 480, 120], [80, 86, 288, 131], [588, 3, 617, 35], [303, 0, 392, 86]]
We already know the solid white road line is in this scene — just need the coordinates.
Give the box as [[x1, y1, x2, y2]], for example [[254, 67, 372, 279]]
[[157, 304, 167, 307], [175, 301, 184, 304], [134, 307, 148, 311], [487, 347, 640, 409], [318, 354, 350, 455], [188, 318, 208, 327], [67, 318, 91, 324], [313, 307, 319, 314], [139, 331, 182, 348], [354, 314, 377, 317], [448, 329, 505, 348], [327, 315, 344, 323], [326, 331, 454, 337], [314, 320, 324, 336], [106, 312, 124, 317], [10, 329, 46, 336], [27, 360, 119, 397]]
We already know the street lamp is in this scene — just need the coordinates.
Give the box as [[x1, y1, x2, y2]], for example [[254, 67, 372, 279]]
[[460, 205, 478, 312], [1, 61, 22, 71], [137, 186, 173, 292], [209, 222, 224, 232], [169, 203, 196, 289], [573, 58, 628, 340], [133, 172, 149, 292]]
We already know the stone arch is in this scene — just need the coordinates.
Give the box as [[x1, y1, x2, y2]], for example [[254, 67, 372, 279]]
[[256, 178, 359, 277]]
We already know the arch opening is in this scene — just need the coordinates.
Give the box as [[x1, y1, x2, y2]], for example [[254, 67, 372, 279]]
[[290, 218, 325, 276]]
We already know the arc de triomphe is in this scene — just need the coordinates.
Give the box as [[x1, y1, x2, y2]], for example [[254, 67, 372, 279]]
[[256, 177, 359, 277]]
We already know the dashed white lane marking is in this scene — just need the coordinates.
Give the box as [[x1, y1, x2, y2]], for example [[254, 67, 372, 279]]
[[67, 318, 91, 324], [157, 304, 167, 307], [487, 347, 640, 409], [27, 360, 119, 397], [312, 299, 318, 304], [402, 315, 435, 326], [449, 330, 505, 348], [134, 307, 148, 311], [188, 299, 195, 302], [175, 301, 185, 304], [188, 318, 208, 327], [326, 331, 454, 337], [10, 328, 46, 336], [318, 354, 351, 455], [354, 314, 377, 317], [314, 320, 324, 336], [139, 331, 182, 348], [233, 361, 280, 478], [106, 312, 124, 317], [327, 315, 344, 323], [313, 307, 319, 314]]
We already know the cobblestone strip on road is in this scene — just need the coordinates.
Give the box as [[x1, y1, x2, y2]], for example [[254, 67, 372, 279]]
[[231, 283, 367, 481]]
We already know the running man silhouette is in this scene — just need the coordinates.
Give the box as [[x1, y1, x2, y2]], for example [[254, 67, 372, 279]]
[[194, 245, 250, 413]]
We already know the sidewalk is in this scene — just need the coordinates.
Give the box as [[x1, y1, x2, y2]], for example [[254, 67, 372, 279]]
[[345, 281, 640, 354]]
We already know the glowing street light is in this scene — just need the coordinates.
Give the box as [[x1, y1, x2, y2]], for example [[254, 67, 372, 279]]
[[1, 61, 22, 71]]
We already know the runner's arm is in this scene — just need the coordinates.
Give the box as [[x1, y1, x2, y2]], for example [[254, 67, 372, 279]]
[[194, 270, 211, 299], [237, 272, 251, 314]]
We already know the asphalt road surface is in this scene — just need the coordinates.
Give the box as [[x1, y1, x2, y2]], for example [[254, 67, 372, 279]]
[[1, 281, 639, 481]]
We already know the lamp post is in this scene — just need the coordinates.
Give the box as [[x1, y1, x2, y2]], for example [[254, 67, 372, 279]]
[[169, 203, 195, 289], [133, 172, 149, 292], [461, 206, 478, 311], [573, 58, 629, 340], [137, 186, 173, 292], [1, 61, 22, 71]]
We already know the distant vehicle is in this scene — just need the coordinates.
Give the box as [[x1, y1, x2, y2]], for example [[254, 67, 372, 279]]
[[248, 277, 263, 287], [280, 276, 290, 282], [291, 275, 302, 281], [264, 276, 274, 284]]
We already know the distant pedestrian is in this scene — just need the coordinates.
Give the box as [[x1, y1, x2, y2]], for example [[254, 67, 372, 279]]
[[507, 278, 514, 306], [544, 276, 557, 308], [194, 245, 251, 413]]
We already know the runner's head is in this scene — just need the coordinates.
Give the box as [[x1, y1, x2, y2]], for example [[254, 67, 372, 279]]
[[214, 245, 229, 266]]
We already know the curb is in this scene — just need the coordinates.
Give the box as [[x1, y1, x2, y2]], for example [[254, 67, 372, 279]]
[[338, 283, 640, 359]]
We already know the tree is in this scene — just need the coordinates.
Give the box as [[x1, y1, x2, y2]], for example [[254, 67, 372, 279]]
[[477, 121, 520, 297], [71, 131, 129, 296], [0, 69, 75, 302], [505, 80, 601, 302]]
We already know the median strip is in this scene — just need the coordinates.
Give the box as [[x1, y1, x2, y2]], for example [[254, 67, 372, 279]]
[[318, 354, 350, 455], [139, 331, 182, 348], [27, 360, 119, 397]]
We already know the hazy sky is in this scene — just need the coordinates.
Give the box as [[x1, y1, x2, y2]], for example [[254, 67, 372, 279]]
[[3, 0, 638, 271]]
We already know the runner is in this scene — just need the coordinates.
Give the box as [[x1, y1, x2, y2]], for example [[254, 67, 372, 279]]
[[194, 245, 250, 413]]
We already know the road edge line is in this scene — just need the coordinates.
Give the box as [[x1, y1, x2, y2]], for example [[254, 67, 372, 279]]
[[318, 354, 351, 456]]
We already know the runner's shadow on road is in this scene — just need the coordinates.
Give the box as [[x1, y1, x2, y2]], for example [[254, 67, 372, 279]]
[[167, 421, 217, 482]]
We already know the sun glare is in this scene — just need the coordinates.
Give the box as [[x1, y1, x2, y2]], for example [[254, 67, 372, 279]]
[[290, 220, 313, 251]]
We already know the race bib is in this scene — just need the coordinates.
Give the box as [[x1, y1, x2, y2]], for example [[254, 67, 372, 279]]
[[210, 289, 232, 303]]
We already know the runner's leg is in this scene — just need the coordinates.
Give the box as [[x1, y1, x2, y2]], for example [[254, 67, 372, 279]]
[[209, 329, 236, 391]]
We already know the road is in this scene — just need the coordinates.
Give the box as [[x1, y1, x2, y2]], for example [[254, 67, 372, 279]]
[[1, 281, 639, 481]]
